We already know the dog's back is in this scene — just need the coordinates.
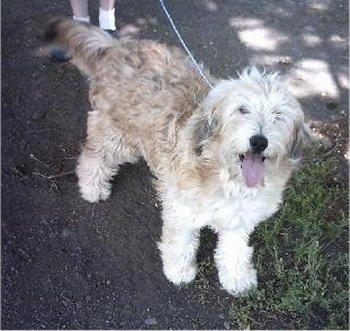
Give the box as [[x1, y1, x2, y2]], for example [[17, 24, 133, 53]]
[[43, 18, 209, 133]]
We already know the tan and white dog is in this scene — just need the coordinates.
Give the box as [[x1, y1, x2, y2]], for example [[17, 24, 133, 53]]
[[43, 18, 310, 295]]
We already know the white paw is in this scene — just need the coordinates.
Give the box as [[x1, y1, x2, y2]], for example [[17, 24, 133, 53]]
[[218, 264, 257, 296], [163, 261, 197, 285], [79, 182, 111, 203]]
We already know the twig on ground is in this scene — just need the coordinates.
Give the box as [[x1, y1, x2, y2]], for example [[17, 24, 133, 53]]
[[32, 168, 74, 193], [32, 169, 75, 180], [31, 171, 49, 179], [324, 143, 338, 156], [28, 128, 54, 134], [32, 171, 60, 192], [90, 203, 96, 222], [29, 153, 50, 168], [47, 170, 75, 179]]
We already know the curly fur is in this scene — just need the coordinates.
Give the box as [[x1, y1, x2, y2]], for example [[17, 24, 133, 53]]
[[43, 18, 311, 295]]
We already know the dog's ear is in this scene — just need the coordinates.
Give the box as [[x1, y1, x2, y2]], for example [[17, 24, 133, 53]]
[[288, 122, 313, 160], [193, 115, 218, 156]]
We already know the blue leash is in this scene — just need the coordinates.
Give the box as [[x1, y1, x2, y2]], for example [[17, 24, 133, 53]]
[[158, 0, 213, 88]]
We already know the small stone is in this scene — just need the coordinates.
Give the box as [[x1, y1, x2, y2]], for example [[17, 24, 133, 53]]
[[145, 317, 157, 326], [277, 56, 292, 65], [31, 110, 46, 120], [319, 137, 332, 149]]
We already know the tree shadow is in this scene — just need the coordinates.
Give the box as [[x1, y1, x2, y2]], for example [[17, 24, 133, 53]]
[[116, 0, 348, 160], [19, 0, 346, 156]]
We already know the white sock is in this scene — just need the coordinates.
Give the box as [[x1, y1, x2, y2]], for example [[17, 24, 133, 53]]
[[73, 16, 90, 24], [99, 8, 116, 31]]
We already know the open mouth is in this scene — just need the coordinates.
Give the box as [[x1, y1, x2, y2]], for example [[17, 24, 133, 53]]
[[239, 153, 266, 163], [239, 152, 266, 188]]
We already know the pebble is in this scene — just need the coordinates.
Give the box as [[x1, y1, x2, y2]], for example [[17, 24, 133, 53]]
[[31, 110, 46, 120], [224, 321, 230, 329], [277, 56, 292, 65], [145, 317, 157, 326]]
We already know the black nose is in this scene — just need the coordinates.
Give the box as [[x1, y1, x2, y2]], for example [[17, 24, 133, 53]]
[[250, 134, 268, 153]]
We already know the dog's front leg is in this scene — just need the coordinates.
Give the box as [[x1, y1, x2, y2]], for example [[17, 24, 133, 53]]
[[214, 230, 257, 295], [158, 218, 200, 286]]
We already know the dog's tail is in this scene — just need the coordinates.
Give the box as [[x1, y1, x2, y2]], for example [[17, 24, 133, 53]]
[[41, 17, 115, 76]]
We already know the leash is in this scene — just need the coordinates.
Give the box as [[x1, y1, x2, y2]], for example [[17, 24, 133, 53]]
[[158, 0, 214, 88]]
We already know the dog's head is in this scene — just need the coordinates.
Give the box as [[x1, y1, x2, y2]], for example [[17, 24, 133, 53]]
[[193, 67, 311, 189]]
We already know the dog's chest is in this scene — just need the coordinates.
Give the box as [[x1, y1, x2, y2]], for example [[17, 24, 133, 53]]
[[189, 189, 281, 231]]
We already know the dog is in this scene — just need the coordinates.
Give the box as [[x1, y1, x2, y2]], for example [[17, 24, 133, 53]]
[[42, 18, 311, 295]]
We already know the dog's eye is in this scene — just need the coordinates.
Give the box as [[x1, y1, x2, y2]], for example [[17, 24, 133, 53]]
[[238, 106, 249, 115], [273, 111, 283, 121]]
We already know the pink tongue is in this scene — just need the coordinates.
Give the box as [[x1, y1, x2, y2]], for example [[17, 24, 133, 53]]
[[242, 153, 264, 188]]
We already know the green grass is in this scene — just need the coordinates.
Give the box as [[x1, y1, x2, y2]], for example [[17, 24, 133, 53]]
[[230, 147, 349, 329]]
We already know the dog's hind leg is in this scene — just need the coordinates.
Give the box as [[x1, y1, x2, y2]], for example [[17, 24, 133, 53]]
[[76, 111, 139, 203]]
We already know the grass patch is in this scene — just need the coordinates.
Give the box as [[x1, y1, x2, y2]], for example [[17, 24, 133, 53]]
[[230, 147, 349, 329]]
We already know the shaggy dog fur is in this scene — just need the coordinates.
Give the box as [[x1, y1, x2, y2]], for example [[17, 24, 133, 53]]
[[43, 18, 311, 295]]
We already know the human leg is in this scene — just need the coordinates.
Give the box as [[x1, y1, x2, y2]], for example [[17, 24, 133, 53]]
[[99, 0, 116, 33], [70, 0, 90, 22]]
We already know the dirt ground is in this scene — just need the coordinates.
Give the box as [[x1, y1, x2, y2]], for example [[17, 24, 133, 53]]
[[2, 0, 348, 329]]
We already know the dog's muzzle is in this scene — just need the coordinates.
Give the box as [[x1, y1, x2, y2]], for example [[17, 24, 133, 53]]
[[239, 135, 268, 188]]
